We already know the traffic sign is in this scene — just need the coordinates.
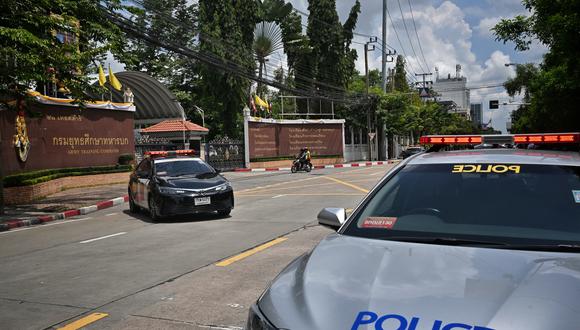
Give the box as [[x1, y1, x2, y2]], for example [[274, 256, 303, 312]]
[[419, 88, 429, 98], [489, 100, 499, 109]]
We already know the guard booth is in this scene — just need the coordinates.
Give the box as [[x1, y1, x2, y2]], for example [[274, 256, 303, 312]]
[[137, 119, 208, 162]]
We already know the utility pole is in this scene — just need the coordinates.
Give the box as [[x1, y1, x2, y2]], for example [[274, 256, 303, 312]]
[[365, 38, 377, 161], [415, 72, 433, 100], [381, 0, 388, 91]]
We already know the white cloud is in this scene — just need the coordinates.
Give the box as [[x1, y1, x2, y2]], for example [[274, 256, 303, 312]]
[[476, 16, 501, 38]]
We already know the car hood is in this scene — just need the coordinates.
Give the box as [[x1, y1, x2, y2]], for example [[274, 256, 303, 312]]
[[259, 234, 580, 330], [157, 174, 227, 189]]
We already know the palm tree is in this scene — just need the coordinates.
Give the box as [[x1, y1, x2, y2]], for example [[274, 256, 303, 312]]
[[253, 21, 283, 95]]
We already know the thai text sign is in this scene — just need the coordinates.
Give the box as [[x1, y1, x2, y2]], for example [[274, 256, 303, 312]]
[[248, 121, 343, 159], [0, 103, 134, 175]]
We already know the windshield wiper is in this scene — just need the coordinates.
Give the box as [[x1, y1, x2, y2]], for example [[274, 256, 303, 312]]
[[382, 236, 508, 247]]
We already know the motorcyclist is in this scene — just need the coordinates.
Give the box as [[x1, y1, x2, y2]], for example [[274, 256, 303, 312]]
[[297, 147, 311, 170]]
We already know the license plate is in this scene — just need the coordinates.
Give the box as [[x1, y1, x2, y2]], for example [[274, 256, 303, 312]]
[[194, 197, 211, 206]]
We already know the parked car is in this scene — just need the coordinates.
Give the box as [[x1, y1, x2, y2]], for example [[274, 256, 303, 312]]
[[399, 146, 424, 159], [247, 133, 580, 330]]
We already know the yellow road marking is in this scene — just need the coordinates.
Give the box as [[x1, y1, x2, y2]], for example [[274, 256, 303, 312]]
[[235, 178, 380, 194], [236, 193, 363, 197], [323, 176, 370, 194], [236, 176, 320, 194], [216, 237, 288, 267], [57, 313, 108, 330]]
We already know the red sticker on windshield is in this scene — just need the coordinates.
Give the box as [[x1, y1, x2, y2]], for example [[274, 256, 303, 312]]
[[362, 217, 398, 229]]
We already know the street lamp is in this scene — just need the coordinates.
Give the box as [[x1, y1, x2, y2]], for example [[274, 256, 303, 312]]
[[194, 105, 205, 128]]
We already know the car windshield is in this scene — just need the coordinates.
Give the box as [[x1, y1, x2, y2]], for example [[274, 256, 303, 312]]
[[343, 163, 580, 246], [154, 159, 215, 177]]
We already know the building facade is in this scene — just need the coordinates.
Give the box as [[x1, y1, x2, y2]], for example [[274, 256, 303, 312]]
[[433, 66, 471, 119], [470, 103, 483, 127]]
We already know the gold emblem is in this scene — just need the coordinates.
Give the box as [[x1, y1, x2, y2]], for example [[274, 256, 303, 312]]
[[13, 112, 30, 162]]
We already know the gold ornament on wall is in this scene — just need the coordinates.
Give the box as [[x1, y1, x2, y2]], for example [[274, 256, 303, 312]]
[[13, 111, 30, 162]]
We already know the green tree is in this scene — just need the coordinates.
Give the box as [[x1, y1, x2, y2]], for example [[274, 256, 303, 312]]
[[198, 0, 259, 138], [115, 0, 196, 83], [253, 22, 283, 96], [387, 55, 411, 92], [306, 0, 361, 90], [493, 0, 580, 132], [0, 0, 125, 100]]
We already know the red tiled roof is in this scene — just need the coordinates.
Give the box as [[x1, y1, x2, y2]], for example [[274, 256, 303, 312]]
[[141, 120, 209, 133]]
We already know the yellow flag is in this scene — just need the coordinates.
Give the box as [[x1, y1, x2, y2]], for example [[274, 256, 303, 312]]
[[108, 65, 122, 91], [98, 65, 106, 87], [254, 95, 268, 108]]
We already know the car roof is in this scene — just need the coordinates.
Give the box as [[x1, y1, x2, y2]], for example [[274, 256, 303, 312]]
[[407, 149, 580, 167]]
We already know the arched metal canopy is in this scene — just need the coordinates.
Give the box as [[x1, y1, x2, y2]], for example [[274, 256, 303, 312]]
[[106, 71, 184, 125]]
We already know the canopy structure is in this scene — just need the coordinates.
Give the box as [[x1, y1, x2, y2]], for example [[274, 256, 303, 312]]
[[105, 71, 185, 126], [140, 119, 208, 136]]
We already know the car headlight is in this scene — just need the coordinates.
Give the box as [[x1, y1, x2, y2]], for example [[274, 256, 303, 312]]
[[246, 304, 277, 330], [158, 187, 184, 195], [215, 182, 231, 192]]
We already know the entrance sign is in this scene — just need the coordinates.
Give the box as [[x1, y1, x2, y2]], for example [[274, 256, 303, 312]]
[[247, 118, 345, 159], [0, 101, 135, 175]]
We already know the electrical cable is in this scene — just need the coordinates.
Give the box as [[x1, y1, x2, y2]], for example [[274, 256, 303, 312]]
[[395, 0, 426, 73], [407, 0, 430, 72]]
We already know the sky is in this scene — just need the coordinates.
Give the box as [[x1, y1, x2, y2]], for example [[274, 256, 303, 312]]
[[110, 0, 546, 133], [288, 0, 547, 133]]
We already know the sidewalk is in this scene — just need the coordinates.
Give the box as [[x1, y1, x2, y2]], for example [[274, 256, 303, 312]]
[[0, 184, 128, 226]]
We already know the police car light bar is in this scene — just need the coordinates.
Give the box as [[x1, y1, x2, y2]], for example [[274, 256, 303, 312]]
[[420, 133, 580, 146], [419, 135, 482, 145], [513, 133, 580, 144], [144, 150, 196, 157]]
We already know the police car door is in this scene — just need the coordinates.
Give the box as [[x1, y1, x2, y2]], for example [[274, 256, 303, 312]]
[[135, 159, 152, 208]]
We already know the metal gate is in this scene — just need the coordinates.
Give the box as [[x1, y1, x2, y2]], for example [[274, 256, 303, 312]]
[[134, 134, 174, 163], [206, 137, 244, 171]]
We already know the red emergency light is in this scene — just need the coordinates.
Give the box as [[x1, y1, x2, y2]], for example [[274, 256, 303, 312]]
[[419, 135, 482, 145], [144, 150, 196, 157], [513, 133, 580, 144], [419, 133, 580, 146]]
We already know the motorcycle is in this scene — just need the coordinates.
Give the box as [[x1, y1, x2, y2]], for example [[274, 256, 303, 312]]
[[291, 158, 312, 173]]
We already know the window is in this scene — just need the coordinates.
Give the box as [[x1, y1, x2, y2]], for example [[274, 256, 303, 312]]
[[344, 164, 580, 246]]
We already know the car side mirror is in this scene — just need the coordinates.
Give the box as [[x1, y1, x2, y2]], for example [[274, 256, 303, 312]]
[[318, 207, 346, 231]]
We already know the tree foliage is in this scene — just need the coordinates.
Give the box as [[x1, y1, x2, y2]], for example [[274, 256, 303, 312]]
[[0, 0, 125, 100], [197, 0, 259, 138], [306, 0, 361, 91], [493, 0, 580, 132]]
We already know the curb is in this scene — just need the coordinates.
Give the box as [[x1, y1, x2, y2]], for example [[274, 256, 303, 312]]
[[0, 195, 129, 232], [234, 160, 399, 172]]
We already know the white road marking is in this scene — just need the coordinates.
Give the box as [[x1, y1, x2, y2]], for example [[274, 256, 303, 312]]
[[371, 171, 385, 176], [105, 213, 118, 217], [271, 194, 285, 199], [79, 232, 127, 244], [0, 217, 93, 235]]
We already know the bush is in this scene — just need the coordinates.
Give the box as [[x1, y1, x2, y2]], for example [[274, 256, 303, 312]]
[[3, 165, 132, 187], [118, 153, 135, 165]]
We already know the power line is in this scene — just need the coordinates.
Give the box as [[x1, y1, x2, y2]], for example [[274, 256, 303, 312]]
[[395, 0, 426, 73], [407, 0, 430, 72], [122, 0, 365, 99], [101, 5, 367, 104], [387, 9, 418, 77]]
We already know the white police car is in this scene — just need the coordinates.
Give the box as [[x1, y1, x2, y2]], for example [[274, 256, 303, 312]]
[[247, 133, 580, 330]]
